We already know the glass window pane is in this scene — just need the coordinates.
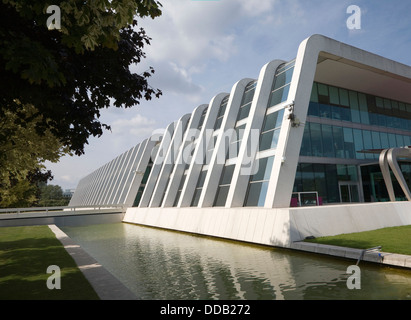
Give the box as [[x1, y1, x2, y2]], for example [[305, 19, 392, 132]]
[[333, 126, 344, 158], [353, 129, 364, 159], [372, 131, 381, 149], [214, 185, 230, 207], [235, 124, 246, 142], [242, 88, 255, 106], [250, 157, 274, 182], [237, 103, 251, 121], [276, 109, 284, 128], [308, 102, 319, 117], [321, 124, 334, 158], [218, 103, 227, 117], [269, 85, 290, 107], [197, 170, 207, 188], [262, 112, 278, 132], [270, 129, 281, 150], [301, 163, 315, 192], [310, 83, 319, 103], [317, 83, 328, 97], [244, 181, 269, 207], [260, 129, 280, 151], [339, 88, 349, 107], [380, 132, 389, 149], [403, 135, 411, 147], [259, 131, 272, 151], [191, 189, 202, 207], [300, 122, 312, 156], [358, 93, 370, 124], [220, 165, 235, 185], [349, 91, 361, 123], [388, 133, 397, 147], [331, 105, 342, 120], [343, 127, 355, 159], [329, 86, 339, 105], [214, 116, 223, 130], [263, 109, 284, 132], [173, 190, 182, 207], [362, 130, 372, 149], [310, 123, 323, 157], [396, 134, 404, 147], [273, 67, 294, 91], [319, 103, 331, 118], [375, 97, 384, 108]]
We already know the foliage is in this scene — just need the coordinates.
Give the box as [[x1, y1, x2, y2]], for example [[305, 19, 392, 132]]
[[0, 0, 162, 155], [37, 183, 70, 207], [0, 104, 68, 208], [0, 0, 162, 207]]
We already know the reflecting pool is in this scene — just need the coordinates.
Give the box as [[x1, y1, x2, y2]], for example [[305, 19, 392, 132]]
[[62, 223, 411, 300]]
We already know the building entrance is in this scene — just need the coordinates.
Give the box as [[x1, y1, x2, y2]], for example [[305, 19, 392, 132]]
[[338, 181, 360, 203]]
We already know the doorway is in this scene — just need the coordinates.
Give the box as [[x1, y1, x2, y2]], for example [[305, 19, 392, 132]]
[[339, 181, 360, 203]]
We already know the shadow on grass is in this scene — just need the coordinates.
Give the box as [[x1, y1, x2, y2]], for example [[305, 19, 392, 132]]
[[0, 227, 99, 300]]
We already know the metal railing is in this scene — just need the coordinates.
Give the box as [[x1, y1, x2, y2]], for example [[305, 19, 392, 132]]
[[0, 205, 126, 215], [291, 191, 320, 207]]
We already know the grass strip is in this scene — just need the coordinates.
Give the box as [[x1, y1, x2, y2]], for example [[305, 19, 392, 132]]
[[305, 225, 411, 255], [0, 225, 99, 300]]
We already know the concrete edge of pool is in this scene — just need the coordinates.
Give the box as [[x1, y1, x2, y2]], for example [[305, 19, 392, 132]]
[[123, 202, 411, 270], [48, 224, 138, 300]]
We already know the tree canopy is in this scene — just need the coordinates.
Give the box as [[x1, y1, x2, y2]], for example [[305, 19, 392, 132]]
[[0, 0, 162, 207], [0, 0, 162, 155]]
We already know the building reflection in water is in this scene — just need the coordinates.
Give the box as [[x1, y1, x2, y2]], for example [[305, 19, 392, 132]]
[[62, 223, 411, 300]]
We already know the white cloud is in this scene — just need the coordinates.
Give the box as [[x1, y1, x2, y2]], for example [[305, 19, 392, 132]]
[[146, 61, 205, 100], [111, 114, 158, 139], [139, 0, 273, 67]]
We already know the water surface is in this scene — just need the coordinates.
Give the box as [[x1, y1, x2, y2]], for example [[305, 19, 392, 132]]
[[62, 222, 411, 300]]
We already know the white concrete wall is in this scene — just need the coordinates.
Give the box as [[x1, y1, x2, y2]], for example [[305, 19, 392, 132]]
[[123, 202, 411, 248]]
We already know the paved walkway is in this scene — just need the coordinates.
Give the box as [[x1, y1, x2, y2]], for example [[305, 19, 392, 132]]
[[48, 224, 138, 300], [291, 241, 411, 269]]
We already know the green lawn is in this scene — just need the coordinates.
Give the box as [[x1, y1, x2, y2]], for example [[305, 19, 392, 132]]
[[0, 225, 99, 300], [305, 225, 411, 255]]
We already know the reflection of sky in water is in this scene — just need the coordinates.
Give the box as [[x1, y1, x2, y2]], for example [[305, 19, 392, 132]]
[[62, 223, 411, 300]]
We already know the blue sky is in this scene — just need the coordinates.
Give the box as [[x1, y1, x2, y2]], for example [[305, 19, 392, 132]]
[[46, 0, 411, 190]]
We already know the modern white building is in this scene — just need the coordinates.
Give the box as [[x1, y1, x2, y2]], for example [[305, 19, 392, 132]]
[[70, 35, 411, 248]]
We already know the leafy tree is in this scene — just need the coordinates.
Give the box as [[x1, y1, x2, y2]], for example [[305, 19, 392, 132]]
[[0, 104, 66, 207], [0, 0, 162, 207], [37, 183, 70, 207], [1, 0, 162, 155]]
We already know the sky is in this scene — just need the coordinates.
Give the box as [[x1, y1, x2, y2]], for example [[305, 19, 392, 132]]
[[45, 0, 411, 191]]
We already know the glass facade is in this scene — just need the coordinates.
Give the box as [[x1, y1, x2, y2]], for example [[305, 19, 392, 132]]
[[237, 81, 257, 121], [214, 164, 235, 207], [293, 82, 411, 205], [244, 157, 274, 206], [211, 83, 256, 207], [191, 169, 207, 207], [133, 159, 153, 207]]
